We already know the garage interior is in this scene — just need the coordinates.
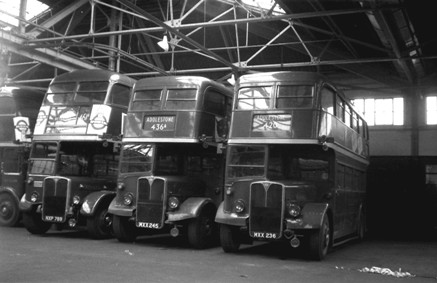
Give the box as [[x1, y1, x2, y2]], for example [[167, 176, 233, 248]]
[[1, 0, 437, 239]]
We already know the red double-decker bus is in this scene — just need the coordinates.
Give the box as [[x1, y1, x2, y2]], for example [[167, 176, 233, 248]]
[[0, 88, 44, 227], [215, 71, 369, 260], [108, 76, 233, 248], [19, 69, 136, 238]]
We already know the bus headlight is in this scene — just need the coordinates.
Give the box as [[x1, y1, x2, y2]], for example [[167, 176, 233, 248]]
[[72, 195, 81, 205], [234, 199, 245, 213], [168, 196, 180, 210], [30, 192, 39, 203], [123, 193, 133, 206], [27, 177, 34, 184], [287, 203, 301, 217]]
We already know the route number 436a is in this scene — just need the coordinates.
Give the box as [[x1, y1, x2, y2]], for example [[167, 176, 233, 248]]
[[151, 123, 167, 131]]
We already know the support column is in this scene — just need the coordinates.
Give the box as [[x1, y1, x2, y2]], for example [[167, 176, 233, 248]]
[[19, 0, 28, 33], [410, 89, 420, 156]]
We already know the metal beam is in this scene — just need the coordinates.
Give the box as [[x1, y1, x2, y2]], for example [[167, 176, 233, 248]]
[[1, 31, 98, 71], [116, 0, 239, 72], [26, 8, 374, 43], [27, 0, 89, 38]]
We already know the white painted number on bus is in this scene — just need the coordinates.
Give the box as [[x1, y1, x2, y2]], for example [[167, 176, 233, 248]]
[[151, 124, 167, 131]]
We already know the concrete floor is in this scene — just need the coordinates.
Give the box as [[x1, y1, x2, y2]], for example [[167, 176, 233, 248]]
[[1, 226, 436, 283]]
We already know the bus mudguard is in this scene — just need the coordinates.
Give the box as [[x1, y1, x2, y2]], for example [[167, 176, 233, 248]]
[[0, 186, 20, 206], [108, 197, 135, 217], [80, 190, 115, 216], [214, 201, 247, 227], [167, 197, 214, 222], [286, 203, 329, 230], [19, 193, 34, 212]]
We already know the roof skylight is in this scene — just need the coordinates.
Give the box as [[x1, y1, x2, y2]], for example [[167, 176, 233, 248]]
[[0, 0, 49, 30]]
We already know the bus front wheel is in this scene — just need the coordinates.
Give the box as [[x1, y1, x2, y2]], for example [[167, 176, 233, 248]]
[[0, 193, 20, 227], [87, 205, 112, 239], [187, 207, 217, 249], [220, 224, 241, 253], [23, 209, 51, 235], [113, 215, 137, 243], [308, 214, 330, 260]]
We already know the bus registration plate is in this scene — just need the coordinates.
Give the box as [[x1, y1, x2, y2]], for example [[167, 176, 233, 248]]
[[144, 115, 175, 131], [44, 215, 64, 222], [250, 232, 278, 239]]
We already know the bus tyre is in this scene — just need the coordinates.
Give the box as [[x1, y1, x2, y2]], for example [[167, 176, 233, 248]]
[[220, 224, 241, 253], [23, 210, 51, 235], [0, 193, 20, 227], [308, 214, 330, 260], [187, 207, 216, 249], [87, 205, 112, 239], [113, 215, 137, 243]]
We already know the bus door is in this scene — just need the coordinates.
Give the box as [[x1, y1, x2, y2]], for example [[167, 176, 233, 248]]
[[333, 162, 348, 239], [0, 147, 26, 195]]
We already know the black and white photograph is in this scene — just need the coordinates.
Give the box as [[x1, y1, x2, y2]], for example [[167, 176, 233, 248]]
[[1, 0, 437, 282]]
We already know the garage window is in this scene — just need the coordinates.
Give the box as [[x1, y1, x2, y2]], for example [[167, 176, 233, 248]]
[[426, 96, 437, 125], [352, 98, 403, 126]]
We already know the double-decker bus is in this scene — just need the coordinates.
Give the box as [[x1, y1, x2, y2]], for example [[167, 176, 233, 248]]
[[0, 88, 44, 227], [215, 71, 369, 260], [19, 69, 136, 238], [108, 76, 233, 248]]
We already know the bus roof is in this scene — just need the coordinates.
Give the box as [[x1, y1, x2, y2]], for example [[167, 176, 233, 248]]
[[237, 71, 326, 86], [134, 76, 233, 97], [50, 69, 136, 87]]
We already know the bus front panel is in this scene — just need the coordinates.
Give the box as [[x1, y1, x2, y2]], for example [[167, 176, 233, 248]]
[[136, 177, 166, 229], [249, 182, 284, 239]]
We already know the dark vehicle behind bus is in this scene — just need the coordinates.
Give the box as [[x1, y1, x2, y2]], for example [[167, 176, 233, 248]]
[[0, 88, 44, 227]]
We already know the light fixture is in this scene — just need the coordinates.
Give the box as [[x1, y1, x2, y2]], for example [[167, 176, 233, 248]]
[[158, 35, 169, 52], [227, 74, 235, 86]]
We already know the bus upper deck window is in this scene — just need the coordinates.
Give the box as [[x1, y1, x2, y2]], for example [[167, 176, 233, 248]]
[[45, 83, 76, 105], [237, 86, 272, 110], [276, 85, 313, 108], [75, 81, 108, 103], [165, 89, 197, 110], [132, 89, 162, 110]]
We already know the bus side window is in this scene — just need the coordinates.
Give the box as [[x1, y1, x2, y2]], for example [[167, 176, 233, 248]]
[[204, 89, 226, 116], [344, 104, 352, 127], [335, 95, 345, 122], [109, 84, 131, 107], [320, 87, 335, 115]]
